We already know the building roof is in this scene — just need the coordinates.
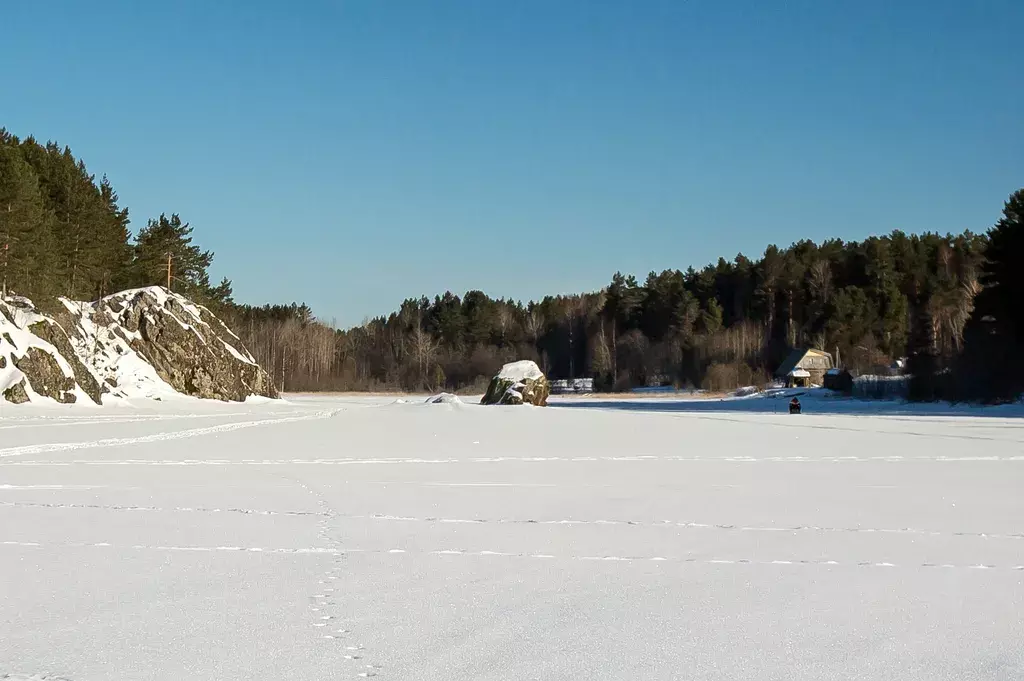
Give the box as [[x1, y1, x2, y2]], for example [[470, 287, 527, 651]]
[[775, 348, 833, 377]]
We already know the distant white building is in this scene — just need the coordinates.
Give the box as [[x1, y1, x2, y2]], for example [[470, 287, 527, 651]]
[[889, 357, 908, 375], [550, 378, 594, 394]]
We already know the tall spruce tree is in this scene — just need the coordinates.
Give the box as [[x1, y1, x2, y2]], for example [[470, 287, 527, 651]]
[[979, 190, 1024, 343], [0, 146, 57, 300], [97, 176, 132, 297], [957, 189, 1024, 401]]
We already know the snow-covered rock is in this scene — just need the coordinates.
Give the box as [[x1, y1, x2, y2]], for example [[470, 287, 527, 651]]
[[1, 296, 104, 405], [425, 393, 463, 405], [481, 360, 550, 406], [496, 360, 545, 382], [1, 286, 276, 405]]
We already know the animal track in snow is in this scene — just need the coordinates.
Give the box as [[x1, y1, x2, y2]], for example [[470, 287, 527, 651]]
[[285, 476, 380, 677]]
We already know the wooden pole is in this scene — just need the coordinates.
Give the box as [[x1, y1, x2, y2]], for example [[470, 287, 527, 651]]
[[1, 241, 7, 299], [2, 202, 9, 299], [166, 252, 172, 290]]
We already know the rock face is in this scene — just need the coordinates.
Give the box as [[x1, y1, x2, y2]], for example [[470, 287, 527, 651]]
[[27, 319, 104, 403], [1, 286, 277, 404], [481, 360, 550, 406], [1, 296, 101, 405], [69, 288, 278, 402]]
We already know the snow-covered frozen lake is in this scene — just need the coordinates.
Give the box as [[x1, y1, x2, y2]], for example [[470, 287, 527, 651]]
[[2, 393, 1023, 680]]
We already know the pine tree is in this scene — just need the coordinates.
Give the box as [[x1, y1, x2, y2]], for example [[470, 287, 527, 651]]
[[979, 190, 1024, 343], [0, 146, 57, 300], [130, 213, 215, 299], [700, 298, 723, 334], [204, 277, 235, 314], [958, 189, 1024, 401], [97, 176, 132, 297]]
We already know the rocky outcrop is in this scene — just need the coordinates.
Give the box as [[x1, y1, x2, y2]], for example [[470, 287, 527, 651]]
[[70, 288, 277, 402], [28, 319, 104, 404], [1, 297, 98, 405], [481, 360, 550, 406], [1, 287, 277, 404], [14, 347, 79, 403], [3, 378, 29, 404]]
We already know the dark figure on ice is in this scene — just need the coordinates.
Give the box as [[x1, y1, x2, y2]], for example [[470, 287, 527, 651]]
[[789, 397, 801, 414]]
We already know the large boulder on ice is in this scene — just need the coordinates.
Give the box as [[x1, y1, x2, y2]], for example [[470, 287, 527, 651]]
[[481, 360, 550, 406], [1, 286, 276, 404]]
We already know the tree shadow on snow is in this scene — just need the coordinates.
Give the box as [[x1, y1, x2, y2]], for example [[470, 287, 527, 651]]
[[549, 390, 1024, 419]]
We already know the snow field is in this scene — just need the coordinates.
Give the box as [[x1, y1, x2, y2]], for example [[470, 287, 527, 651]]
[[1, 393, 1023, 680]]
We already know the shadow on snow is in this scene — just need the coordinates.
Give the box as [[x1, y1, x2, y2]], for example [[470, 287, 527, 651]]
[[549, 389, 1024, 419]]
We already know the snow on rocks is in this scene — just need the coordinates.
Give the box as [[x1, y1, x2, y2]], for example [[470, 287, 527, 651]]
[[1, 286, 275, 405], [425, 393, 463, 405], [1, 296, 102, 405], [496, 360, 545, 382], [481, 360, 550, 406]]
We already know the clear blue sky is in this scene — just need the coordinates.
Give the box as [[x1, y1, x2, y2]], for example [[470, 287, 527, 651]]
[[4, 0, 1020, 326]]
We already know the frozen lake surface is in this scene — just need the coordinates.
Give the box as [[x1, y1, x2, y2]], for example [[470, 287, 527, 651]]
[[2, 393, 1023, 680]]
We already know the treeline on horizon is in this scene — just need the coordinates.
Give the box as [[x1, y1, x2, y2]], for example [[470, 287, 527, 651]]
[[1, 127, 1021, 402]]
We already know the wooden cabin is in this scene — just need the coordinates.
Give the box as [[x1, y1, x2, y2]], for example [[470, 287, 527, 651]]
[[775, 348, 834, 387]]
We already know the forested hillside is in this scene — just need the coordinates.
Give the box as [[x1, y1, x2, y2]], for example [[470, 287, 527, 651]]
[[2, 127, 1021, 400], [242, 197, 1023, 403], [0, 130, 231, 307]]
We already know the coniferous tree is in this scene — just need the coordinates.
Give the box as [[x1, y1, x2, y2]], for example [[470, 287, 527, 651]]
[[130, 213, 215, 299], [978, 190, 1024, 344], [700, 298, 724, 334], [957, 189, 1024, 401], [97, 176, 132, 297], [0, 145, 57, 300]]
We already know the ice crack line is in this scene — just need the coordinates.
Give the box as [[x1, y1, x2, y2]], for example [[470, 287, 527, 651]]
[[2, 540, 1022, 572], [0, 500, 329, 517], [4, 502, 1016, 541], [0, 410, 339, 458], [7, 452, 1024, 466], [356, 514, 1024, 541]]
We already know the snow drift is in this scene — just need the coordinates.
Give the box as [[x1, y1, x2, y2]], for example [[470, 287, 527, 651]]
[[1, 286, 276, 404]]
